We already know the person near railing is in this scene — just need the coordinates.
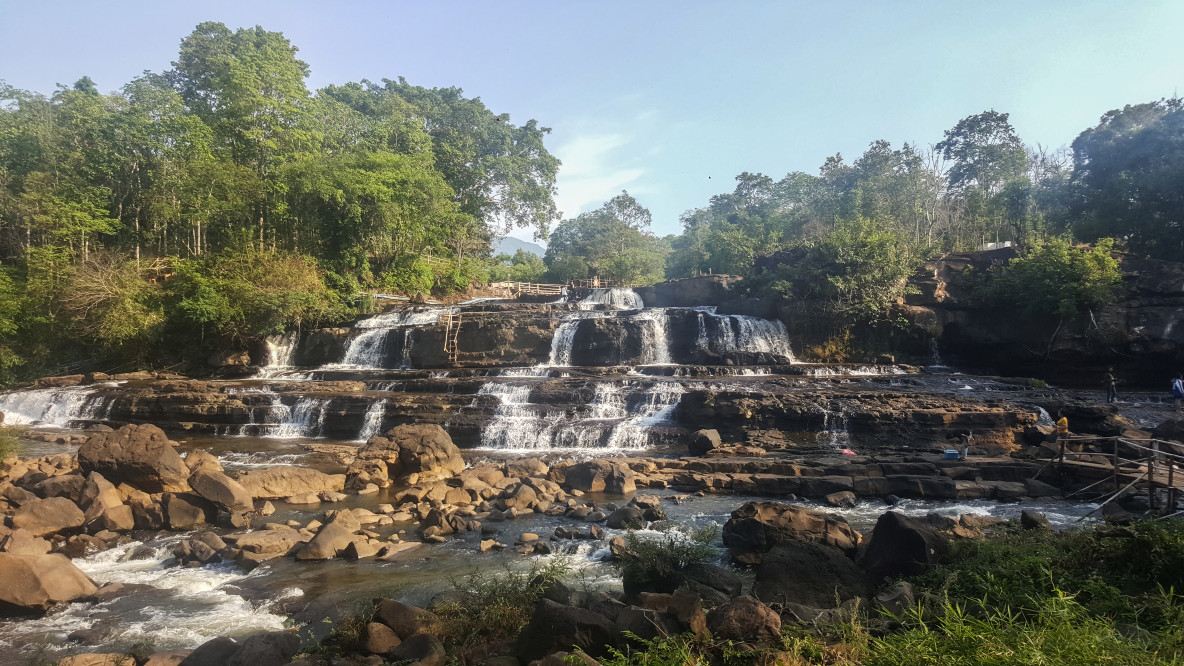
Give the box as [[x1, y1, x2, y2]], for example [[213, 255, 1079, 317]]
[[1172, 373, 1184, 414]]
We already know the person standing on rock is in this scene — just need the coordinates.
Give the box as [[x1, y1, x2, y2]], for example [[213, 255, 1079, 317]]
[[1172, 373, 1184, 413], [1056, 411, 1070, 441], [1106, 367, 1119, 403]]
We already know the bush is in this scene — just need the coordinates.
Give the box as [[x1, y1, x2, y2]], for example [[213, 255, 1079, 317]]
[[971, 237, 1121, 319], [428, 558, 569, 662], [58, 254, 165, 352], [0, 426, 19, 460], [379, 255, 435, 296], [612, 526, 718, 590]]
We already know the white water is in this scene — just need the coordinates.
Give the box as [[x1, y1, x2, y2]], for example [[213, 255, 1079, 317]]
[[636, 309, 672, 365], [801, 365, 907, 377], [271, 396, 331, 439], [694, 307, 795, 361], [0, 386, 113, 427], [477, 379, 683, 450], [355, 400, 387, 442], [328, 307, 450, 370], [0, 540, 297, 657], [548, 320, 580, 366], [257, 331, 300, 378], [579, 288, 643, 310]]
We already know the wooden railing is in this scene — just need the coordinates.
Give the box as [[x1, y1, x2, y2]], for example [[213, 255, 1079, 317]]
[[490, 281, 564, 296], [1044, 435, 1184, 518]]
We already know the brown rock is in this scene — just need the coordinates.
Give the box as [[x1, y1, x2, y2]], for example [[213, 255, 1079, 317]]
[[189, 469, 253, 513], [0, 553, 98, 614], [236, 466, 346, 500], [365, 621, 401, 654], [295, 522, 356, 560], [77, 424, 190, 493], [142, 651, 192, 666], [163, 493, 216, 531], [57, 654, 135, 666], [722, 501, 861, 565], [184, 450, 224, 474], [562, 460, 636, 495], [705, 595, 781, 642], [356, 425, 465, 484], [12, 497, 85, 537], [376, 599, 437, 638]]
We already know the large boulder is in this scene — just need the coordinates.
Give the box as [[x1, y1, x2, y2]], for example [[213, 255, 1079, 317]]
[[163, 493, 217, 531], [375, 600, 437, 638], [294, 522, 357, 561], [562, 460, 637, 495], [753, 542, 870, 608], [857, 511, 948, 584], [225, 631, 300, 666], [0, 553, 98, 615], [189, 470, 253, 513], [77, 424, 190, 493], [723, 501, 861, 565], [516, 599, 615, 662], [355, 425, 465, 484], [235, 466, 346, 500], [12, 497, 85, 537], [705, 596, 781, 642], [688, 429, 723, 456]]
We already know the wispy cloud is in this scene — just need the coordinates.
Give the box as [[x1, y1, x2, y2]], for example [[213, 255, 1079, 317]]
[[551, 105, 661, 223]]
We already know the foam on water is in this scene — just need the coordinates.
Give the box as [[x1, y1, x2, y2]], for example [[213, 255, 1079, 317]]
[[0, 540, 298, 657], [0, 385, 114, 427], [579, 288, 643, 310]]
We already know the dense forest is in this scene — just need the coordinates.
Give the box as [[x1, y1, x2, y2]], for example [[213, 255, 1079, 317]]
[[1, 22, 1181, 383]]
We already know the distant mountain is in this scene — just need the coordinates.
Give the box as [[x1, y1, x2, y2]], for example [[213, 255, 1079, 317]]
[[493, 236, 545, 258]]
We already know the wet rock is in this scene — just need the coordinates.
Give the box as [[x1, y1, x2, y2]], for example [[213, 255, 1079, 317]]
[[705, 596, 781, 642], [858, 511, 948, 584], [355, 424, 465, 485], [1021, 509, 1051, 530], [236, 466, 346, 500], [0, 553, 98, 615], [824, 491, 857, 508], [723, 501, 861, 565], [225, 630, 300, 666], [142, 651, 192, 666], [12, 497, 85, 537], [389, 633, 445, 666], [562, 460, 636, 495], [1101, 502, 1135, 525], [179, 636, 239, 666], [189, 469, 253, 513], [517, 599, 615, 662], [605, 506, 646, 529], [77, 424, 190, 493], [753, 542, 869, 608]]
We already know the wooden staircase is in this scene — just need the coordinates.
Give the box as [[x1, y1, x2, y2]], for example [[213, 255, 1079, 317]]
[[442, 311, 461, 366]]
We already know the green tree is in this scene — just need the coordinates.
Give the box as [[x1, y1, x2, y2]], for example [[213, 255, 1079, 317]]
[[1070, 99, 1184, 261], [544, 191, 667, 284], [980, 237, 1121, 320]]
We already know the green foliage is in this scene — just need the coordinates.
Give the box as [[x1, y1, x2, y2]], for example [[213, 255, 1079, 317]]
[[58, 255, 164, 352], [379, 255, 435, 296], [545, 191, 668, 285], [0, 426, 20, 460], [0, 266, 24, 381], [1071, 98, 1184, 262], [972, 237, 1122, 319], [428, 558, 570, 663], [764, 216, 920, 326], [612, 526, 718, 589], [165, 251, 346, 344], [867, 593, 1174, 666], [489, 249, 546, 282]]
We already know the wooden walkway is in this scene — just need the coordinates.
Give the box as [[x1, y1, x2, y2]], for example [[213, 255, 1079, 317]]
[[1048, 435, 1184, 516]]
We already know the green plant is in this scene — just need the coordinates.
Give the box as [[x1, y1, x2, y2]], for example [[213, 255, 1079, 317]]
[[0, 426, 20, 460], [612, 526, 718, 590], [428, 558, 571, 663]]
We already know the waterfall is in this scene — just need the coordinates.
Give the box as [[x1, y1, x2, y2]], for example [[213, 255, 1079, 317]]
[[637, 309, 672, 365], [0, 386, 112, 427], [272, 397, 331, 439], [548, 320, 580, 366], [579, 288, 643, 310], [329, 307, 448, 369], [257, 332, 300, 378], [354, 401, 386, 442], [695, 307, 794, 361], [478, 379, 682, 450], [817, 404, 851, 450]]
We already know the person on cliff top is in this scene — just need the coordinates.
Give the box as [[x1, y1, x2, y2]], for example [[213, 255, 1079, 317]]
[[1106, 367, 1119, 403], [1172, 373, 1184, 413]]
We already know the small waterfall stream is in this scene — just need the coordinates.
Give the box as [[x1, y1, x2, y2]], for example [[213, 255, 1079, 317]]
[[328, 307, 450, 369], [0, 386, 114, 427]]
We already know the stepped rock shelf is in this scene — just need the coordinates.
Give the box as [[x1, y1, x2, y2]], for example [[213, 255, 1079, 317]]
[[0, 281, 1137, 663]]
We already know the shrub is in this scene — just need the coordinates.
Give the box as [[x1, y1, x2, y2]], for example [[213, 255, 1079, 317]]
[[971, 237, 1121, 320], [0, 426, 19, 460], [612, 526, 718, 590], [428, 558, 570, 662]]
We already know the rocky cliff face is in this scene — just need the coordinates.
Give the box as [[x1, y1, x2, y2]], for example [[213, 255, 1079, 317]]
[[903, 252, 1184, 387]]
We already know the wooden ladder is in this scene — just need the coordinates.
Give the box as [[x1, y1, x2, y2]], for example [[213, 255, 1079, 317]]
[[442, 311, 462, 366]]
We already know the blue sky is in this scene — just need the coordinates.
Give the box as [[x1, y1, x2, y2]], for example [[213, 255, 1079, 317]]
[[2, 1, 1182, 243]]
